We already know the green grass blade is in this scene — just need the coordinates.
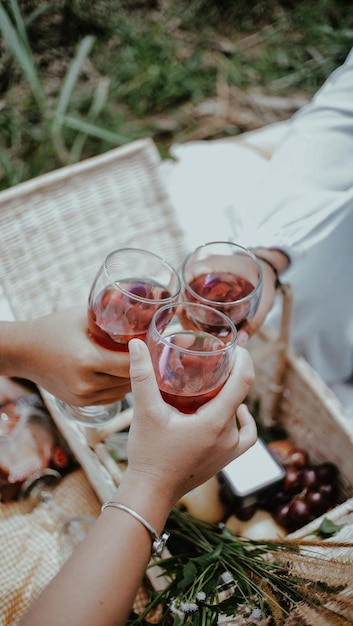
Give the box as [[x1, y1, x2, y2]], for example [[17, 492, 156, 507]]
[[68, 77, 111, 163], [9, 0, 31, 51], [60, 114, 132, 144], [24, 2, 50, 28], [0, 1, 45, 108], [0, 144, 23, 188], [54, 35, 96, 121]]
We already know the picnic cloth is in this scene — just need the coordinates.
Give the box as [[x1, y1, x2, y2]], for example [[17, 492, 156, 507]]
[[0, 468, 160, 625]]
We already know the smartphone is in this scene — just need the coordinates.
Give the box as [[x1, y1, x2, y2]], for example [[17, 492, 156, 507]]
[[218, 438, 285, 511]]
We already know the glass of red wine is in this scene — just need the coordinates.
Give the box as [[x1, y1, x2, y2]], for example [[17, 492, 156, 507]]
[[146, 302, 237, 414], [181, 241, 263, 331], [58, 248, 181, 427]]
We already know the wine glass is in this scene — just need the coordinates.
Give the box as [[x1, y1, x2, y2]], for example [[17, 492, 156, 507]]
[[19, 469, 96, 564], [0, 399, 30, 502], [146, 302, 237, 413], [58, 515, 95, 563], [181, 241, 263, 331], [57, 248, 181, 427]]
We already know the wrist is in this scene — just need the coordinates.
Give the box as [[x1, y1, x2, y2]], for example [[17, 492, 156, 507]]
[[111, 468, 175, 534], [101, 502, 170, 555], [252, 248, 290, 275], [0, 321, 27, 377]]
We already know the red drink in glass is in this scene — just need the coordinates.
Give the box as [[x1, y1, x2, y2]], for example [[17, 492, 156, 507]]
[[88, 279, 173, 351], [185, 271, 255, 330], [147, 302, 237, 414], [160, 384, 224, 413], [181, 242, 263, 330], [152, 331, 230, 413]]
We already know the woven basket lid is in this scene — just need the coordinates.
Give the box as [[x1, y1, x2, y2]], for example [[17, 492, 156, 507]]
[[0, 138, 188, 320]]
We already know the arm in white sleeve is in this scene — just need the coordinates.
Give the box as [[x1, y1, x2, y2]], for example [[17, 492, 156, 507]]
[[237, 46, 353, 260]]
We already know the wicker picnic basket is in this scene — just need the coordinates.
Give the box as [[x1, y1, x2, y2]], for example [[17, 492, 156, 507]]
[[1, 136, 353, 533]]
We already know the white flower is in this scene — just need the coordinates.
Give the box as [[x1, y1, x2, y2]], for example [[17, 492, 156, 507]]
[[180, 601, 199, 613], [249, 608, 262, 621], [169, 599, 184, 618], [196, 591, 206, 601]]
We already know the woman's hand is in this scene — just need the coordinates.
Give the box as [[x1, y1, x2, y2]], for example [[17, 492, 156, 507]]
[[238, 248, 290, 346], [1, 306, 131, 405], [125, 338, 257, 508], [17, 337, 257, 626]]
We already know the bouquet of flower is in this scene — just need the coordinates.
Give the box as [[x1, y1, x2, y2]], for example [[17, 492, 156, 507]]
[[129, 507, 353, 626]]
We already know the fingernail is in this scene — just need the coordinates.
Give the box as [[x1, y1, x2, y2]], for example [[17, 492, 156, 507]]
[[128, 338, 141, 359], [237, 331, 249, 347]]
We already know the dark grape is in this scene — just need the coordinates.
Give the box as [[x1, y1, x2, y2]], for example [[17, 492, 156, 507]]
[[283, 466, 302, 494], [319, 482, 339, 506], [254, 439, 340, 533], [316, 462, 339, 484], [287, 448, 309, 469], [272, 489, 292, 506], [288, 496, 315, 528], [273, 502, 291, 528], [259, 489, 290, 514], [305, 489, 328, 515], [301, 466, 319, 490]]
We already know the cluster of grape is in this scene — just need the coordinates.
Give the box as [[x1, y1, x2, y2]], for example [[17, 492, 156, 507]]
[[265, 440, 340, 533]]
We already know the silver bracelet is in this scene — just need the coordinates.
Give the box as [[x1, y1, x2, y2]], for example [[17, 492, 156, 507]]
[[101, 501, 170, 556]]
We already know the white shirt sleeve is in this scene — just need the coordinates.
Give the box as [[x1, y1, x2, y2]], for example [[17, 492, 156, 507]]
[[163, 47, 353, 387], [236, 47, 353, 260]]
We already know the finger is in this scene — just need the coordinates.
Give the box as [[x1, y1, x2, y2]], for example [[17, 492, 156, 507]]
[[93, 374, 132, 390], [197, 347, 254, 422], [221, 346, 255, 406], [128, 339, 163, 416], [86, 383, 132, 405], [234, 403, 258, 456], [94, 355, 131, 378], [240, 310, 266, 340], [239, 321, 260, 342], [237, 329, 250, 347]]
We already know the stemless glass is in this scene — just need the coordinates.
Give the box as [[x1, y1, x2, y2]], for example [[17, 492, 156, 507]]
[[181, 241, 263, 331], [19, 470, 96, 564], [58, 248, 181, 427], [0, 399, 30, 501], [146, 302, 237, 414]]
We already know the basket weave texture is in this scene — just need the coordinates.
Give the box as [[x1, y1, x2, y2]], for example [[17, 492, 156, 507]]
[[0, 138, 188, 321], [249, 323, 353, 503]]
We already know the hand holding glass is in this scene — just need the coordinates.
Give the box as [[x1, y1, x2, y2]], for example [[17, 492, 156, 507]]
[[146, 302, 237, 413], [181, 241, 263, 330], [58, 248, 181, 427]]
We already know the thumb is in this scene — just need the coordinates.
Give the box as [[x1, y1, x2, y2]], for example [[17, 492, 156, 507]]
[[128, 338, 162, 414]]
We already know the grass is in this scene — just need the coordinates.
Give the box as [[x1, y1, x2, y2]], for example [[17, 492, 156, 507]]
[[0, 0, 352, 190]]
